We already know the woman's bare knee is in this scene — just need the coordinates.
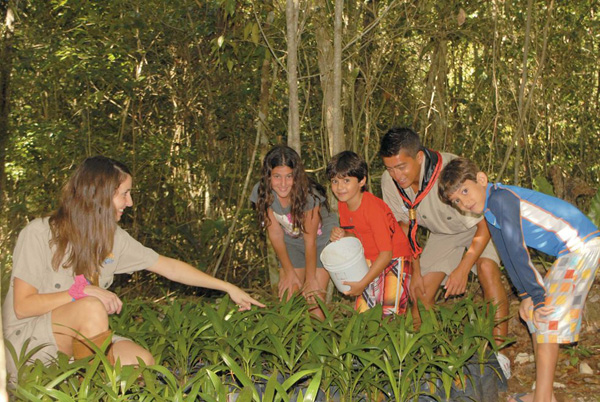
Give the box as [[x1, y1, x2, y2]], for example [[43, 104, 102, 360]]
[[113, 340, 155, 366], [52, 297, 111, 355], [53, 297, 109, 340], [125, 348, 154, 366], [76, 297, 110, 334]]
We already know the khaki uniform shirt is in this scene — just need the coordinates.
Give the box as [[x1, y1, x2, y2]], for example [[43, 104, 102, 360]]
[[2, 218, 159, 377]]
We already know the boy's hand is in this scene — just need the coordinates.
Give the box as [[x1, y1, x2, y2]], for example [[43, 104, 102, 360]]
[[519, 297, 555, 329], [518, 297, 533, 322], [329, 227, 346, 242], [342, 280, 366, 297], [410, 272, 425, 303], [532, 306, 555, 328], [409, 258, 425, 303], [443, 267, 469, 298]]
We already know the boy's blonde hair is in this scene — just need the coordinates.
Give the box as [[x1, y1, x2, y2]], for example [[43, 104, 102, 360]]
[[438, 157, 480, 206]]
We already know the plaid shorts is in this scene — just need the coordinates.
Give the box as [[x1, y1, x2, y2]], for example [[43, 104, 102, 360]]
[[355, 257, 412, 316], [525, 237, 600, 344]]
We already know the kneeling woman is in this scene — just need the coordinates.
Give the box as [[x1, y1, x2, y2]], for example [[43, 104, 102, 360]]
[[2, 156, 264, 380]]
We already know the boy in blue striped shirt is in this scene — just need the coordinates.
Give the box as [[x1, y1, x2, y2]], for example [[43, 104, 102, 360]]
[[439, 157, 600, 402]]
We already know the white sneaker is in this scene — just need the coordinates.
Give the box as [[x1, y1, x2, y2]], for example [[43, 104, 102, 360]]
[[496, 352, 511, 379]]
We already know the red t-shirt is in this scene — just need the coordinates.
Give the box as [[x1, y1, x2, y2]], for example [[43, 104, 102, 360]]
[[338, 191, 411, 261]]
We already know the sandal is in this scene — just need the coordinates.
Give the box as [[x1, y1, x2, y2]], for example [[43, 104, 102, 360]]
[[508, 393, 528, 402]]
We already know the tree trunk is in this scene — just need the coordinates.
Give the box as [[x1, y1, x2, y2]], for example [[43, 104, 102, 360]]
[[331, 0, 344, 155], [0, 304, 6, 402], [512, 0, 534, 186], [256, 36, 279, 293], [315, 0, 345, 157], [0, 6, 15, 207], [286, 0, 301, 153], [315, 20, 334, 156], [498, 0, 533, 182], [0, 7, 13, 397], [421, 39, 449, 150], [498, 0, 553, 183], [258, 11, 276, 158]]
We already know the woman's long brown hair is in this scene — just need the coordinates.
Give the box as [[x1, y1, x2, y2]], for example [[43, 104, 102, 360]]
[[256, 145, 328, 233], [48, 156, 131, 285]]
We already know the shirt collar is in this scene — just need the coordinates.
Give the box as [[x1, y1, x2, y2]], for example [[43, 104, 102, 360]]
[[483, 183, 497, 226]]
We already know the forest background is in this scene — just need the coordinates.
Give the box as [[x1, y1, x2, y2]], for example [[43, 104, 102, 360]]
[[0, 0, 599, 299]]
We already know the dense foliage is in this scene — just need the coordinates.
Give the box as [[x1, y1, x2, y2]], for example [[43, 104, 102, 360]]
[[1, 1, 598, 398], [1, 0, 599, 290], [9, 296, 503, 401]]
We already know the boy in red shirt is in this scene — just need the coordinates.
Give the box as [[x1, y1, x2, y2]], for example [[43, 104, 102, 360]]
[[326, 151, 413, 315]]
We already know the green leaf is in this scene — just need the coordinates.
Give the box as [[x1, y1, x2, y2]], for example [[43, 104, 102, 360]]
[[220, 352, 260, 401], [302, 367, 323, 401], [251, 23, 260, 45], [587, 188, 600, 227], [532, 175, 555, 196], [260, 369, 290, 402]]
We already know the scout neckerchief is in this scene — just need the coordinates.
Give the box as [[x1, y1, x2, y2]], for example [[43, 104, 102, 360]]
[[392, 149, 442, 258]]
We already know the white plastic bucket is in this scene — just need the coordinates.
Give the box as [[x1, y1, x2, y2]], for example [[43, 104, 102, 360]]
[[320, 237, 369, 293]]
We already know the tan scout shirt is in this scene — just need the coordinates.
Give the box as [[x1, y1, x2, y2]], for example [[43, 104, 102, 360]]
[[2, 218, 159, 355]]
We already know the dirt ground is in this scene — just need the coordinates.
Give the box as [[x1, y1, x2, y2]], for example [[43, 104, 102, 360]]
[[496, 277, 600, 402]]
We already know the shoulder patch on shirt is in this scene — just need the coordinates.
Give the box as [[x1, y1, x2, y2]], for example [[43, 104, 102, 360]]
[[103, 253, 115, 264]]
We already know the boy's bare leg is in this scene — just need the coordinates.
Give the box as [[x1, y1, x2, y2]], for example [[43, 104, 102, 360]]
[[476, 258, 509, 346], [508, 339, 558, 402], [533, 341, 558, 402], [411, 271, 446, 329]]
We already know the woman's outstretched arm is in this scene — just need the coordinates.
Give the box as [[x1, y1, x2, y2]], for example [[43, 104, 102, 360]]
[[146, 255, 265, 310]]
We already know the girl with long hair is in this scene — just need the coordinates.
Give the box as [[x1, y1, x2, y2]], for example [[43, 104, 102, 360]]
[[250, 145, 336, 318], [3, 156, 263, 380]]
